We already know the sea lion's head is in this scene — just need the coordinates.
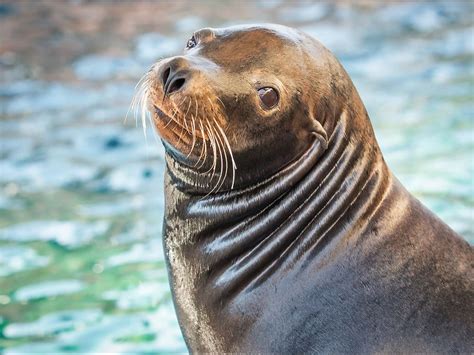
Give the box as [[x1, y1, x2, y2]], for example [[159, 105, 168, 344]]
[[135, 24, 368, 193]]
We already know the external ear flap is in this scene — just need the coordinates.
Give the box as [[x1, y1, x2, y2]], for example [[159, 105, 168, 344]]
[[309, 112, 328, 150]]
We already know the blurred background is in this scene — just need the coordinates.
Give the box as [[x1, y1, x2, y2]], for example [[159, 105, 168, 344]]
[[0, 0, 472, 353]]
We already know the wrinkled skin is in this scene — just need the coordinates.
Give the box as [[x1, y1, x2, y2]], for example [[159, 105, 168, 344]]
[[143, 24, 474, 353]]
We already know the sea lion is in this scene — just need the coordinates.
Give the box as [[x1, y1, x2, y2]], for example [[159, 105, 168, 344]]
[[135, 24, 473, 353]]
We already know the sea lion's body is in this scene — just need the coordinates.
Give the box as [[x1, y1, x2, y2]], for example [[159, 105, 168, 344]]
[[164, 117, 472, 353], [140, 24, 473, 353]]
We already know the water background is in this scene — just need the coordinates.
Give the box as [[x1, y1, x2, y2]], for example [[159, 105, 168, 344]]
[[1, 1, 473, 353]]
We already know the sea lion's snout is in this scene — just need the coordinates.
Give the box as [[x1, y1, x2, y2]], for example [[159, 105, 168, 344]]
[[159, 57, 190, 96], [137, 48, 237, 190]]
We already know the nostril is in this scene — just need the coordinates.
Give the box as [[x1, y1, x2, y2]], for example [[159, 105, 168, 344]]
[[168, 77, 186, 94], [162, 67, 171, 87]]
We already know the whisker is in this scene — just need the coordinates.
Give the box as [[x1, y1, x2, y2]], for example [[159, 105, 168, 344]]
[[195, 118, 208, 168], [187, 110, 197, 158], [140, 87, 150, 138], [163, 105, 181, 129], [215, 96, 226, 110], [204, 119, 218, 175], [208, 97, 236, 189], [213, 117, 236, 189], [211, 118, 228, 191], [181, 97, 191, 132], [172, 98, 189, 143], [127, 71, 150, 125], [208, 122, 225, 194]]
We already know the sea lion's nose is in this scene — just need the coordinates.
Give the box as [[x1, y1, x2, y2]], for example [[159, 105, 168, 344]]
[[161, 57, 189, 95]]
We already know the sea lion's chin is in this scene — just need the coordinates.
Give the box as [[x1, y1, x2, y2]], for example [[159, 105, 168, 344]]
[[149, 104, 198, 163]]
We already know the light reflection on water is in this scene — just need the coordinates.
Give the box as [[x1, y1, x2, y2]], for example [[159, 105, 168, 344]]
[[0, 1, 472, 353]]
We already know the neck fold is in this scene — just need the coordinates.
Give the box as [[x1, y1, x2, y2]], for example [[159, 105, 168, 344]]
[[164, 110, 391, 302]]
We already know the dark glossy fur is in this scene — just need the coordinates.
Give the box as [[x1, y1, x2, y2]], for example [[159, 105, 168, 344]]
[[146, 24, 474, 353]]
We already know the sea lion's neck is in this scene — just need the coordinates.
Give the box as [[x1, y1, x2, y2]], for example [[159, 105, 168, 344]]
[[164, 111, 392, 304]]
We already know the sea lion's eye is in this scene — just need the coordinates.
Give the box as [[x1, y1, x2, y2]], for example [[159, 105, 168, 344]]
[[258, 87, 279, 109], [186, 35, 197, 49]]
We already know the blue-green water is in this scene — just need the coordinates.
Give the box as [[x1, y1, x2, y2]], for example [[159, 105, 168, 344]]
[[0, 1, 473, 353]]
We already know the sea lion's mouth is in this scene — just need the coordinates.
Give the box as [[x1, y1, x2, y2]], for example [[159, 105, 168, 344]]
[[154, 105, 169, 120], [154, 105, 176, 125], [153, 104, 205, 140], [153, 105, 179, 125]]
